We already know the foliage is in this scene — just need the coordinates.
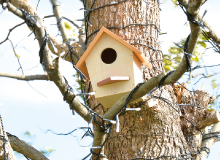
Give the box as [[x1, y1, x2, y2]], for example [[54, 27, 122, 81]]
[[211, 79, 217, 89], [208, 95, 220, 112], [24, 131, 31, 136], [64, 21, 77, 38], [24, 131, 55, 156], [40, 148, 54, 156], [163, 33, 207, 72]]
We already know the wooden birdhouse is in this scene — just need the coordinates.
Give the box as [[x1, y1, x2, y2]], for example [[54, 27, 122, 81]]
[[76, 27, 152, 108]]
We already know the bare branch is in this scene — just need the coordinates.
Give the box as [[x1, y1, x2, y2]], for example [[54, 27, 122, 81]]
[[0, 72, 49, 81], [7, 133, 49, 160], [50, 0, 69, 43], [52, 57, 92, 122], [0, 22, 25, 45], [44, 15, 80, 29], [201, 122, 220, 160], [187, 72, 220, 84]]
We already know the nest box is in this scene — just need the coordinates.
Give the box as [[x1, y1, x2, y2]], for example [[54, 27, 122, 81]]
[[76, 27, 152, 108]]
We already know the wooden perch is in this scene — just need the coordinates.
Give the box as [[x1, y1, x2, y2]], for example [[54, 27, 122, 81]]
[[97, 76, 130, 86]]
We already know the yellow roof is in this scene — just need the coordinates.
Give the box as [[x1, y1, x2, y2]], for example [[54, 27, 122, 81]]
[[76, 27, 152, 79]]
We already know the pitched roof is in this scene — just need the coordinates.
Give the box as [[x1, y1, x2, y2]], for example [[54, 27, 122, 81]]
[[76, 27, 152, 79]]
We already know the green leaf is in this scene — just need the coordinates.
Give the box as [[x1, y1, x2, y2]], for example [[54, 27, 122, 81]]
[[192, 56, 199, 62], [64, 22, 71, 30], [199, 32, 209, 41], [40, 148, 54, 155], [168, 47, 183, 54], [207, 105, 214, 111], [197, 41, 206, 49], [45, 148, 54, 153], [173, 55, 182, 63], [24, 131, 31, 136], [192, 51, 202, 62], [164, 65, 170, 71], [211, 79, 217, 89], [14, 51, 20, 58]]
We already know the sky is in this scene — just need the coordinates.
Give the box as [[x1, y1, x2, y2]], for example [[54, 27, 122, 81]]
[[0, 0, 220, 160]]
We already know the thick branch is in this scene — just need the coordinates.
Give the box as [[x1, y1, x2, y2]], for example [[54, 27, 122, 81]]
[[201, 122, 220, 160], [0, 1, 24, 19], [52, 58, 92, 122], [187, 0, 206, 17], [202, 18, 220, 44], [197, 110, 220, 129], [7, 133, 49, 160], [162, 1, 202, 85], [0, 72, 49, 81], [103, 73, 165, 120], [179, 0, 220, 49]]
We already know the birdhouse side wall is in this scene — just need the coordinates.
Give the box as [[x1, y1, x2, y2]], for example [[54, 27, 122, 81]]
[[133, 53, 143, 85], [85, 33, 136, 99]]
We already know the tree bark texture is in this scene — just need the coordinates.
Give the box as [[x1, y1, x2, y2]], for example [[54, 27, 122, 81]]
[[84, 0, 218, 159], [0, 117, 16, 160]]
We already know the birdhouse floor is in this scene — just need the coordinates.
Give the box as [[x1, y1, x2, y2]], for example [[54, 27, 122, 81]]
[[96, 91, 143, 108]]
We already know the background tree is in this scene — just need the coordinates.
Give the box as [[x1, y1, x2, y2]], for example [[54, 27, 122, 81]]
[[0, 0, 220, 160]]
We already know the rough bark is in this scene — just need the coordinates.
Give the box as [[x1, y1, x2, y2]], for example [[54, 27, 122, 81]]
[[85, 0, 186, 159], [0, 117, 16, 160]]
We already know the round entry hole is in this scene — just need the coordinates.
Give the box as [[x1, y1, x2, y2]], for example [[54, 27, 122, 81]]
[[101, 48, 117, 64]]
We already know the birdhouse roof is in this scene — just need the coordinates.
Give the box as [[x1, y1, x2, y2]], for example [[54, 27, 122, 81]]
[[76, 27, 152, 79]]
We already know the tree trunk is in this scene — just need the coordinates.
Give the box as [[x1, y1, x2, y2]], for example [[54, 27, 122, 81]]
[[83, 0, 218, 159], [0, 116, 16, 160], [85, 0, 187, 159]]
